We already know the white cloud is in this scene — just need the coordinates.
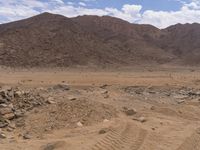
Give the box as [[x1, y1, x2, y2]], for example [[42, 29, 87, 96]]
[[140, 0, 200, 28], [0, 0, 200, 28], [81, 0, 96, 2], [79, 2, 87, 7], [53, 0, 64, 4], [105, 4, 142, 23]]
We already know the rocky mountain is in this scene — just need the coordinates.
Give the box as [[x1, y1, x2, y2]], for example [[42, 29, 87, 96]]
[[0, 12, 199, 68]]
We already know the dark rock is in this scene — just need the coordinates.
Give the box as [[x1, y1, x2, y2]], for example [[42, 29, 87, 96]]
[[0, 120, 8, 128], [0, 132, 6, 139], [0, 107, 13, 115], [23, 133, 32, 139], [123, 107, 137, 116], [99, 128, 109, 134], [41, 141, 66, 150], [3, 113, 15, 120], [53, 84, 70, 91]]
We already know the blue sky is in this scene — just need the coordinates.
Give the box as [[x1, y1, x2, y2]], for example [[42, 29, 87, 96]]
[[0, 0, 200, 28], [76, 0, 183, 11]]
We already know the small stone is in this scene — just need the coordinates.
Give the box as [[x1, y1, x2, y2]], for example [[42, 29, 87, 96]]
[[7, 127, 14, 132], [0, 104, 8, 108], [177, 100, 185, 104], [53, 84, 70, 91], [14, 110, 24, 118], [103, 119, 109, 123], [173, 95, 188, 99], [8, 123, 16, 129], [77, 122, 83, 127], [0, 121, 8, 128], [0, 98, 6, 104], [23, 133, 32, 139], [68, 96, 76, 101], [3, 113, 15, 120], [46, 97, 56, 104], [100, 84, 108, 89], [103, 94, 109, 99], [100, 90, 108, 94], [41, 141, 66, 150], [138, 117, 147, 123], [0, 132, 6, 139], [150, 106, 155, 110], [8, 103, 14, 109], [123, 107, 137, 116], [133, 116, 147, 123], [0, 107, 13, 115], [14, 91, 23, 98], [99, 128, 109, 134], [15, 119, 25, 127]]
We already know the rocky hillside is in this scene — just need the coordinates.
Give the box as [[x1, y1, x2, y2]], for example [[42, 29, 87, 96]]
[[0, 12, 199, 67]]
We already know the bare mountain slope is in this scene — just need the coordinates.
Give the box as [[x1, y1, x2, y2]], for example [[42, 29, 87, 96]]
[[0, 12, 199, 68]]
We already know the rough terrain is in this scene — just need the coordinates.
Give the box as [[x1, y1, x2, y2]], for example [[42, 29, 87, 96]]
[[0, 68, 200, 150], [0, 13, 200, 67]]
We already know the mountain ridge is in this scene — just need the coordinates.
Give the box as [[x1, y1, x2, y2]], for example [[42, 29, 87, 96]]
[[0, 12, 199, 68]]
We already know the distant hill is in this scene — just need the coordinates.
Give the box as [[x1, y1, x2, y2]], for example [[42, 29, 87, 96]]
[[0, 12, 199, 68]]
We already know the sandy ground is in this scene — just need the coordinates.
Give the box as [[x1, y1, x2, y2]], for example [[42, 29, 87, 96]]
[[1, 68, 200, 150]]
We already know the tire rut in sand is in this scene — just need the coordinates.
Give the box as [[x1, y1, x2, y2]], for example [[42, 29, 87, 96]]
[[177, 128, 200, 150], [89, 122, 147, 150]]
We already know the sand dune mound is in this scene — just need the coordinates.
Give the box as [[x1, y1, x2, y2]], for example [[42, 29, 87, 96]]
[[21, 98, 117, 136]]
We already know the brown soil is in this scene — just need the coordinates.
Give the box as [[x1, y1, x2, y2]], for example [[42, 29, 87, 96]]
[[0, 68, 200, 150]]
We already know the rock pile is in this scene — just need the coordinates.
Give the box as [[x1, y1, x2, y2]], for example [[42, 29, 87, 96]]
[[0, 86, 45, 129], [124, 86, 200, 102]]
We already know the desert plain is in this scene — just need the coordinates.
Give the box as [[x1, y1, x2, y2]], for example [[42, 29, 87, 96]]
[[0, 67, 200, 150]]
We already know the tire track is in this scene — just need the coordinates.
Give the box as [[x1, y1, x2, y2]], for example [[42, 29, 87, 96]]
[[176, 128, 200, 150], [89, 122, 147, 150]]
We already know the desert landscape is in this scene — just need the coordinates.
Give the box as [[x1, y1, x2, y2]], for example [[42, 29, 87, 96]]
[[0, 67, 200, 150], [0, 10, 200, 150]]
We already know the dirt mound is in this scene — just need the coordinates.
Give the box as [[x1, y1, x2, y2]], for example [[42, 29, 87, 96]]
[[21, 98, 117, 136]]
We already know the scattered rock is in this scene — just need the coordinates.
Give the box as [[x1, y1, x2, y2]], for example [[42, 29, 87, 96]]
[[173, 95, 188, 99], [100, 90, 108, 94], [77, 121, 83, 127], [0, 104, 8, 108], [53, 84, 70, 91], [123, 107, 137, 116], [15, 119, 25, 127], [0, 120, 8, 128], [133, 116, 147, 123], [100, 84, 108, 89], [150, 106, 155, 110], [68, 96, 77, 101], [103, 119, 109, 123], [99, 128, 109, 134], [103, 95, 109, 99], [14, 110, 24, 118], [177, 100, 185, 104], [7, 127, 14, 132], [23, 133, 32, 139], [41, 141, 66, 150], [3, 113, 15, 120], [0, 107, 13, 115], [14, 91, 23, 98], [0, 132, 6, 139], [46, 97, 56, 104], [8, 123, 16, 129]]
